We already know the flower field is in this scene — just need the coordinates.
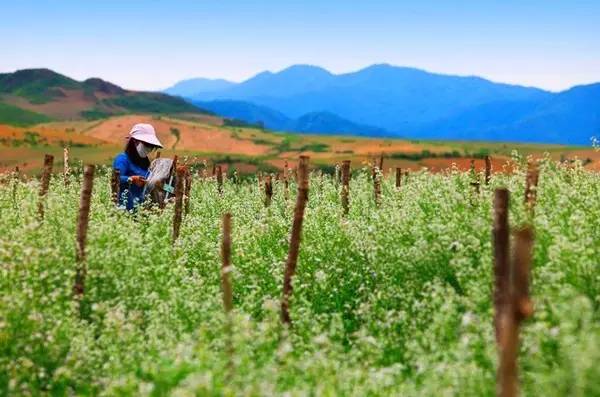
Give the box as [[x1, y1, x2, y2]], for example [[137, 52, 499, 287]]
[[1, 155, 599, 396]]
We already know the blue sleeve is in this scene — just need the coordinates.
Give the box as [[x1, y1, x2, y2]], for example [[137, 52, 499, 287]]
[[113, 154, 130, 184]]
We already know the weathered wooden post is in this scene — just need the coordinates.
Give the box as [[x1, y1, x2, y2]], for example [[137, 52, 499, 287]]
[[73, 165, 95, 300], [221, 212, 234, 378], [485, 155, 492, 185], [524, 162, 539, 212], [373, 167, 382, 207], [184, 167, 192, 215], [111, 169, 120, 205], [172, 166, 186, 243], [341, 160, 350, 215], [497, 226, 534, 397], [221, 213, 233, 313], [493, 188, 510, 342], [216, 165, 223, 195], [281, 156, 310, 325], [63, 147, 70, 186], [378, 153, 384, 173], [395, 167, 402, 189], [12, 166, 20, 209], [264, 174, 273, 207], [38, 154, 54, 220], [283, 161, 289, 201]]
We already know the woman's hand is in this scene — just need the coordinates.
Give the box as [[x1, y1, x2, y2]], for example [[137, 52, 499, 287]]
[[128, 175, 146, 187]]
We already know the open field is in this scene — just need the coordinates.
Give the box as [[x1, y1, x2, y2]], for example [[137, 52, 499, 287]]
[[1, 159, 599, 395], [2, 114, 600, 175]]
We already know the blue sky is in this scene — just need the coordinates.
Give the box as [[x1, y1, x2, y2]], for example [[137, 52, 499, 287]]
[[1, 0, 599, 91]]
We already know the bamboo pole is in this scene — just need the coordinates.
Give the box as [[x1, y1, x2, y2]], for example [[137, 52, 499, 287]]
[[172, 166, 186, 243], [111, 169, 120, 205], [497, 226, 534, 397], [264, 174, 273, 207], [221, 213, 233, 312], [281, 155, 310, 325], [341, 160, 350, 215], [38, 154, 54, 220], [395, 167, 402, 189], [73, 165, 95, 299], [493, 188, 510, 342], [485, 155, 492, 185], [63, 147, 70, 186]]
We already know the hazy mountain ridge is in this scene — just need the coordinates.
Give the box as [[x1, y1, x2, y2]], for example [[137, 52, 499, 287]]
[[167, 64, 600, 144], [195, 99, 386, 136]]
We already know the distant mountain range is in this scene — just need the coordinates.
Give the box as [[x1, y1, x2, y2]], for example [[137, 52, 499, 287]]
[[0, 69, 209, 126], [166, 64, 600, 145]]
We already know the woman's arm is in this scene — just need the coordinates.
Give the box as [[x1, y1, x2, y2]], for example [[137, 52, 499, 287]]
[[113, 155, 131, 184]]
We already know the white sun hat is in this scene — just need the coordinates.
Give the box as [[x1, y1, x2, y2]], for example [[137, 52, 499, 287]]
[[128, 123, 163, 148]]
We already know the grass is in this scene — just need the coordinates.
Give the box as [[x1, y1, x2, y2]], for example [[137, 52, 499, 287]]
[[0, 102, 52, 126], [0, 159, 599, 395]]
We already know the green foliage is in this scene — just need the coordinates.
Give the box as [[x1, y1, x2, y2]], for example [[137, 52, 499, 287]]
[[389, 149, 464, 161], [104, 93, 205, 115], [0, 160, 599, 395], [224, 118, 265, 129], [0, 102, 52, 126], [80, 108, 113, 121]]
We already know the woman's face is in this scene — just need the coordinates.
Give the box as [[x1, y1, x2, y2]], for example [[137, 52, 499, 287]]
[[134, 139, 156, 157]]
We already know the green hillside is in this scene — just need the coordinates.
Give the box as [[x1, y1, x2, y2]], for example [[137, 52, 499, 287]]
[[0, 68, 210, 124], [0, 102, 52, 126]]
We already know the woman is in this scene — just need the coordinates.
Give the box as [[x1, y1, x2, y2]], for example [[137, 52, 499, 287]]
[[113, 123, 163, 210]]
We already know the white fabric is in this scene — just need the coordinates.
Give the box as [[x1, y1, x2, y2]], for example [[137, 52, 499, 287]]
[[135, 142, 150, 158], [128, 123, 163, 148]]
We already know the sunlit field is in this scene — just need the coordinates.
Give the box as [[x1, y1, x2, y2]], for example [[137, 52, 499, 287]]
[[1, 155, 599, 396]]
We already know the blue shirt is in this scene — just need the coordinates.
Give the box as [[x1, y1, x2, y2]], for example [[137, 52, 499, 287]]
[[113, 153, 150, 210]]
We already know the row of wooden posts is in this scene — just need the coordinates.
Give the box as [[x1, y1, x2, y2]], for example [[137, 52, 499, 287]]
[[31, 152, 535, 397]]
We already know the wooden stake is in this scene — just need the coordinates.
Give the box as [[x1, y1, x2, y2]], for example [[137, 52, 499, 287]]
[[524, 163, 539, 211], [395, 167, 402, 189], [184, 167, 192, 215], [283, 161, 289, 201], [493, 188, 510, 343], [216, 165, 223, 195], [63, 147, 70, 186], [172, 166, 186, 243], [111, 169, 120, 205], [264, 174, 273, 207], [341, 160, 350, 215], [38, 154, 54, 219], [221, 213, 233, 313], [373, 168, 382, 207], [281, 155, 310, 325], [497, 226, 534, 397], [73, 164, 95, 298], [12, 166, 19, 209], [378, 153, 384, 173], [485, 155, 492, 185]]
